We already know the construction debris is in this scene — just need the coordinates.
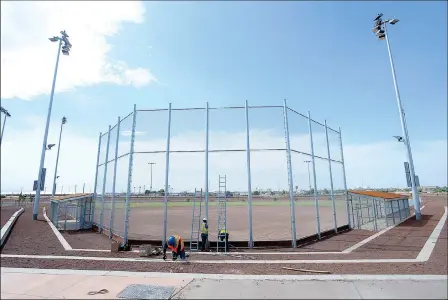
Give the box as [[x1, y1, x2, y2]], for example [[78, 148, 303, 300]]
[[281, 267, 331, 274], [139, 245, 162, 257]]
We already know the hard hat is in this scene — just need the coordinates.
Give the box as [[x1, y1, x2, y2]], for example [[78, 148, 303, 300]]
[[203, 218, 207, 222], [167, 236, 175, 246]]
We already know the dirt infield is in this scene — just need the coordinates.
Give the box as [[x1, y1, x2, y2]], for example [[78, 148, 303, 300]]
[[95, 195, 349, 242]]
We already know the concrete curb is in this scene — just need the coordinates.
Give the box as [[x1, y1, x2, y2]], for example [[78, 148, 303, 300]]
[[0, 207, 24, 248], [1, 267, 447, 281]]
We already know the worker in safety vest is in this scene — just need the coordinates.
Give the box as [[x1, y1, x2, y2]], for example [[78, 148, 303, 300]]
[[200, 218, 209, 252], [163, 234, 187, 261], [218, 229, 229, 252]]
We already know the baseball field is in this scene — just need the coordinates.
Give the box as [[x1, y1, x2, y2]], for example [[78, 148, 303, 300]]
[[94, 195, 349, 241]]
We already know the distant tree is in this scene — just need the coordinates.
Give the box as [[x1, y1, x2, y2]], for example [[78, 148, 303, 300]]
[[145, 190, 150, 195], [158, 189, 165, 196], [322, 188, 329, 195], [253, 191, 260, 196]]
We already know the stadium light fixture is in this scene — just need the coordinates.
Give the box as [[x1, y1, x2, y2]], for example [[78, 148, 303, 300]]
[[393, 135, 404, 142]]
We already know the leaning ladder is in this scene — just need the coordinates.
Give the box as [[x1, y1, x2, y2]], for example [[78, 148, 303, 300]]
[[189, 188, 203, 251], [217, 175, 228, 252]]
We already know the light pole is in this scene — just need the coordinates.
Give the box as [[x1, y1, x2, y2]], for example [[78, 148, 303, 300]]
[[32, 30, 72, 220], [304, 160, 312, 200], [83, 183, 85, 193], [61, 185, 64, 194], [75, 184, 77, 194], [0, 107, 11, 146], [51, 116, 67, 200], [148, 162, 156, 197], [372, 13, 421, 220]]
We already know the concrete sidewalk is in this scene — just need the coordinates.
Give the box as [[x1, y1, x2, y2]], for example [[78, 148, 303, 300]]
[[1, 268, 447, 299]]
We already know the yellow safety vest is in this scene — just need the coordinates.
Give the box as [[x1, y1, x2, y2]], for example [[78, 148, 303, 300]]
[[219, 229, 228, 234], [200, 223, 208, 234]]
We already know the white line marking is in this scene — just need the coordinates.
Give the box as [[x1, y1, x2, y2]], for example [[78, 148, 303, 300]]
[[43, 207, 72, 250], [342, 205, 427, 253], [71, 248, 110, 252], [0, 253, 418, 264], [416, 206, 447, 261], [0, 208, 24, 247], [2, 267, 447, 281]]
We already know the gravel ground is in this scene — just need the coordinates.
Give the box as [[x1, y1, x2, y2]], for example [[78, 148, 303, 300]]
[[1, 206, 21, 228], [0, 205, 65, 255], [62, 231, 112, 250]]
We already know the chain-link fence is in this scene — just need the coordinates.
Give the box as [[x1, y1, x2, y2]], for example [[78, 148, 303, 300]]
[[92, 100, 350, 249]]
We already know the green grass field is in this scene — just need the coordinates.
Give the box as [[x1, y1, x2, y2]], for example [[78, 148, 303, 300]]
[[95, 199, 346, 210]]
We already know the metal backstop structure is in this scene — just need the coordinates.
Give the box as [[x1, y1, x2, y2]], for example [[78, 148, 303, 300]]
[[92, 100, 350, 249]]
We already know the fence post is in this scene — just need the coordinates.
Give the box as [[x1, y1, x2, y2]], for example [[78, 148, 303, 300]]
[[109, 116, 121, 239], [99, 125, 111, 232], [245, 100, 254, 248], [282, 99, 297, 249], [324, 120, 337, 233], [307, 111, 321, 239], [338, 127, 351, 228], [204, 102, 209, 221], [162, 103, 172, 250], [123, 105, 137, 245], [372, 199, 378, 231], [91, 132, 102, 225], [64, 201, 68, 231]]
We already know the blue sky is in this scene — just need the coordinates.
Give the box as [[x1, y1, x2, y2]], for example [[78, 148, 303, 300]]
[[1, 1, 447, 193]]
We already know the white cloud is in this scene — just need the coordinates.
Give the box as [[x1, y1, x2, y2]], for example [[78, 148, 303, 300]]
[[0, 1, 156, 100], [1, 115, 447, 194]]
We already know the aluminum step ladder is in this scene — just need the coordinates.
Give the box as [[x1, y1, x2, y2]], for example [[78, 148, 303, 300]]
[[217, 175, 228, 252], [189, 188, 203, 251]]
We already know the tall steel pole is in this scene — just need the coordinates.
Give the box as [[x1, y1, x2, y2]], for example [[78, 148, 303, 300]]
[[383, 23, 421, 220], [245, 100, 254, 248], [204, 102, 210, 221], [51, 117, 66, 200], [308, 111, 321, 239], [282, 99, 297, 248], [162, 103, 172, 249], [33, 38, 63, 220], [338, 127, 351, 228], [123, 104, 137, 245], [325, 120, 337, 233]]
